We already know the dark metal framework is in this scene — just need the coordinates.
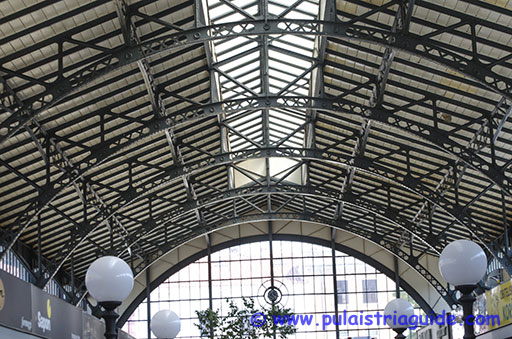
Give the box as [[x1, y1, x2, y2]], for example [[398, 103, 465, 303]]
[[0, 0, 511, 311]]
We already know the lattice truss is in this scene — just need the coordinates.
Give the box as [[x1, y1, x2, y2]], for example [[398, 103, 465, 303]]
[[0, 0, 511, 308]]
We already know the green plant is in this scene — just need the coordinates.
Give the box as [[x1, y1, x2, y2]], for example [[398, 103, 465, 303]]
[[195, 297, 297, 338]]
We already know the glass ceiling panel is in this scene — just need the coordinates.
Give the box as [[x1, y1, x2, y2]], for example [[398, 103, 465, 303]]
[[204, 0, 321, 187]]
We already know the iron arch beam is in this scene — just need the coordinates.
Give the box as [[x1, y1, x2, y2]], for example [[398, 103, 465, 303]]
[[2, 95, 507, 266], [35, 145, 499, 289], [76, 212, 455, 310], [117, 232, 437, 327], [77, 147, 492, 245], [108, 211, 455, 313], [51, 182, 469, 292], [46, 183, 446, 290], [118, 184, 441, 252], [1, 18, 510, 143], [50, 183, 445, 287]]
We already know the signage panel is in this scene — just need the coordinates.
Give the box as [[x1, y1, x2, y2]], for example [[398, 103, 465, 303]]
[[486, 280, 512, 331], [0, 269, 135, 339], [31, 286, 82, 338], [0, 270, 33, 333]]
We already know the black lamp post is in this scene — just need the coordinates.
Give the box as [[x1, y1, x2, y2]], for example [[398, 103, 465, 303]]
[[457, 285, 477, 339], [100, 301, 122, 339], [85, 256, 134, 339], [439, 240, 487, 339], [392, 327, 407, 339]]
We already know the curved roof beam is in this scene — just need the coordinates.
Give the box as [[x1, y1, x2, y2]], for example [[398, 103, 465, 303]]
[[36, 147, 491, 252], [115, 185, 443, 254], [43, 176, 491, 291], [70, 204, 455, 309], [1, 18, 510, 143]]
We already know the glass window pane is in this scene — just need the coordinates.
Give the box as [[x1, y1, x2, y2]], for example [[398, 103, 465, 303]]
[[125, 240, 422, 339]]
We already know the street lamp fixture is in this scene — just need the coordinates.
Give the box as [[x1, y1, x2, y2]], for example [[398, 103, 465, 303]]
[[384, 298, 415, 339], [439, 239, 487, 339], [151, 310, 181, 338], [86, 256, 134, 339]]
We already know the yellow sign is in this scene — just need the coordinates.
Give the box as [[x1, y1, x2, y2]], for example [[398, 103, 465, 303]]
[[47, 299, 52, 318], [486, 280, 512, 330]]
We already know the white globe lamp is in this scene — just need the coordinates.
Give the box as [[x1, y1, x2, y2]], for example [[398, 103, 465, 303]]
[[85, 256, 134, 339], [384, 298, 414, 338], [439, 240, 487, 339], [151, 310, 181, 338], [439, 239, 487, 287]]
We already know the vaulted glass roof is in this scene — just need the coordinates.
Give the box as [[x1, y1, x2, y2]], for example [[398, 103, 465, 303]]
[[0, 0, 511, 313]]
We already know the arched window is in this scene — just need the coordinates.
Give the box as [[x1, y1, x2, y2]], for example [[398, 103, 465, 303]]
[[123, 240, 421, 338]]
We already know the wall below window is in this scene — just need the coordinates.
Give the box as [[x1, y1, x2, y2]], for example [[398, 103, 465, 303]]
[[0, 326, 42, 339]]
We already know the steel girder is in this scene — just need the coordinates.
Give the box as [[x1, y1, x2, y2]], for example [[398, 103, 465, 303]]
[[337, 1, 417, 215], [111, 0, 176, 261], [0, 72, 136, 286], [196, 0, 222, 228], [304, 0, 334, 198], [411, 97, 511, 232], [115, 210, 457, 308], [369, 0, 415, 108], [113, 0, 166, 120], [1, 95, 508, 267], [36, 146, 506, 289], [115, 184, 441, 255], [29, 122, 130, 286], [70, 189, 457, 307], [1, 18, 511, 144]]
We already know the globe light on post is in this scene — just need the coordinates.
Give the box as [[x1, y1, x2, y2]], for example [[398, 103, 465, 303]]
[[439, 240, 487, 339], [151, 310, 181, 338], [384, 298, 415, 339], [86, 256, 134, 339]]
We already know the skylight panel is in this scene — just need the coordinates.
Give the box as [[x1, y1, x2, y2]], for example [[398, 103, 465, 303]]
[[271, 109, 305, 126], [273, 36, 315, 55], [216, 38, 258, 61], [226, 61, 260, 79], [208, 0, 259, 22], [234, 69, 261, 85], [269, 158, 302, 180], [268, 50, 311, 70], [218, 50, 260, 71], [205, 0, 321, 187], [270, 0, 318, 18]]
